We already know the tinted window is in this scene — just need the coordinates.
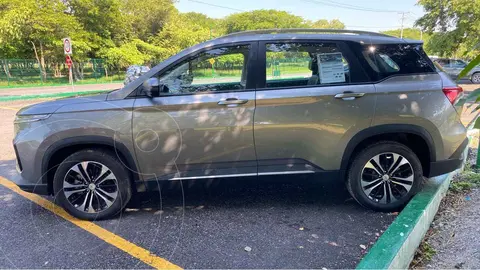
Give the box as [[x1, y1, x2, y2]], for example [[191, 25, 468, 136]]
[[360, 44, 435, 80], [156, 45, 250, 95], [435, 59, 449, 67], [450, 59, 467, 68], [264, 42, 352, 89]]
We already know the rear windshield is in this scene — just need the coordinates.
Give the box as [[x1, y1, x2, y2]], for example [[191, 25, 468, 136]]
[[355, 43, 435, 81]]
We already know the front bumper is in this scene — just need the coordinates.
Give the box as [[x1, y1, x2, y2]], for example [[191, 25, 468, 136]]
[[11, 175, 49, 195], [427, 138, 468, 178]]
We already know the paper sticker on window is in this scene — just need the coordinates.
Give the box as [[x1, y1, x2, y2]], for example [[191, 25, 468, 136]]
[[317, 52, 346, 84]]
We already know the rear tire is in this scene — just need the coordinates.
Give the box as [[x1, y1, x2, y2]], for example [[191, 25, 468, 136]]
[[53, 149, 132, 220], [346, 141, 424, 212]]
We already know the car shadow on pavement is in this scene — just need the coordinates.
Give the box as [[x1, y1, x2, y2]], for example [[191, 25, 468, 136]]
[[125, 174, 357, 215], [0, 159, 361, 216]]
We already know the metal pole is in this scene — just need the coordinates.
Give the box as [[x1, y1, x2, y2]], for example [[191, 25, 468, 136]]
[[5, 60, 10, 87], [399, 12, 407, 39], [477, 144, 480, 169]]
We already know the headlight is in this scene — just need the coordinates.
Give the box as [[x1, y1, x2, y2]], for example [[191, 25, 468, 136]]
[[14, 114, 51, 123]]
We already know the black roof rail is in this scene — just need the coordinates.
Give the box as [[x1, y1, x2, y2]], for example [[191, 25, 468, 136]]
[[222, 28, 394, 38]]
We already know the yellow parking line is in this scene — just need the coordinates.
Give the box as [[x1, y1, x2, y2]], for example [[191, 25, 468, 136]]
[[0, 106, 18, 111], [0, 176, 182, 270]]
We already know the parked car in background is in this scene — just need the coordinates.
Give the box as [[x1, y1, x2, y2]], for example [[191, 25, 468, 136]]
[[432, 58, 480, 83], [13, 29, 467, 220]]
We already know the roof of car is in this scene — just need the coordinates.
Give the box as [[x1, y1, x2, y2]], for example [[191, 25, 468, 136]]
[[208, 29, 422, 45]]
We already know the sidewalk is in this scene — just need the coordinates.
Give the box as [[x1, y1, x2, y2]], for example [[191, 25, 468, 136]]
[[0, 82, 123, 96]]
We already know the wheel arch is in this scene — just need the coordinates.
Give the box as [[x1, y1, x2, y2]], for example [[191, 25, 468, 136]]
[[471, 71, 480, 82], [42, 136, 140, 195], [340, 124, 437, 178]]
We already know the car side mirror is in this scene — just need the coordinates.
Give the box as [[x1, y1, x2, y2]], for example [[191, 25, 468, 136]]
[[142, 78, 161, 98]]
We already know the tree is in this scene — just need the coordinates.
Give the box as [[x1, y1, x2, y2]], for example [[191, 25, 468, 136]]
[[122, 0, 177, 41], [181, 12, 225, 38], [66, 0, 130, 42], [223, 10, 307, 33], [416, 0, 480, 58], [152, 12, 210, 58], [309, 19, 345, 29], [0, 0, 90, 78]]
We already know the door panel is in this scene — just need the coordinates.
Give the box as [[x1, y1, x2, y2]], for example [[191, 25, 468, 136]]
[[133, 92, 256, 180], [254, 40, 376, 173], [254, 84, 376, 172]]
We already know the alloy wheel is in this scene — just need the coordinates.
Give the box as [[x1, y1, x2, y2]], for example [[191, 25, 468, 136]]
[[472, 73, 480, 84], [361, 153, 414, 204], [63, 161, 119, 213]]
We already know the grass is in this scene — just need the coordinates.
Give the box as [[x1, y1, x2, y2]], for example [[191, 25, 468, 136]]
[[450, 168, 480, 193], [0, 76, 124, 89], [411, 241, 437, 267], [0, 90, 110, 102]]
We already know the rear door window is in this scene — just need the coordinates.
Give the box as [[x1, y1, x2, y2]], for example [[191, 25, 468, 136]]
[[263, 42, 354, 89], [360, 44, 435, 81]]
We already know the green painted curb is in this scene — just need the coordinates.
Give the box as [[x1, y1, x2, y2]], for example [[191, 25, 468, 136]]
[[0, 90, 110, 102]]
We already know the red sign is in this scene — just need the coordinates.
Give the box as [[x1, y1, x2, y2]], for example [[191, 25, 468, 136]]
[[66, 55, 73, 68]]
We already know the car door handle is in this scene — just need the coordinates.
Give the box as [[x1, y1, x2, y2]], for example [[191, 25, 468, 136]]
[[334, 92, 365, 100], [217, 98, 248, 105]]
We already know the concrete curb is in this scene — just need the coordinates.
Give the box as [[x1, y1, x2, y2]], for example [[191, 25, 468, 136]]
[[357, 128, 474, 269], [0, 90, 109, 102]]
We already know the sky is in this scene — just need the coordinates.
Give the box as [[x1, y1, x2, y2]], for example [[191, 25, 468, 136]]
[[175, 0, 424, 32]]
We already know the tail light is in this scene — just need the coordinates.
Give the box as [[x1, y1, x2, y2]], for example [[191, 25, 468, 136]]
[[442, 86, 463, 104]]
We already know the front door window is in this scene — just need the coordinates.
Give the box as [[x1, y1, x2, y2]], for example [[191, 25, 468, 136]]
[[156, 45, 250, 95]]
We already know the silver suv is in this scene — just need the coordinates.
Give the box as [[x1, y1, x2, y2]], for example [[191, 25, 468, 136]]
[[13, 29, 468, 220], [432, 58, 480, 83]]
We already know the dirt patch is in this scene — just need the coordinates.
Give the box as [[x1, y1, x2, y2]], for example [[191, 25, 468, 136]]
[[411, 131, 480, 269]]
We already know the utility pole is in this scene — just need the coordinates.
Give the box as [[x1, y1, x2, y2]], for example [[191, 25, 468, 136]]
[[399, 12, 407, 39], [420, 29, 423, 40]]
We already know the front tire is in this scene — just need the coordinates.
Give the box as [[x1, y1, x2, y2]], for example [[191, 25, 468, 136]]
[[346, 141, 424, 212], [53, 149, 132, 220]]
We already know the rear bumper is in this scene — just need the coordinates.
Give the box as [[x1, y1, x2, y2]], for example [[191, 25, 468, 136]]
[[427, 138, 468, 178]]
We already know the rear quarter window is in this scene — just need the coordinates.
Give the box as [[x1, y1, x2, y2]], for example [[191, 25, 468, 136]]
[[359, 43, 435, 81]]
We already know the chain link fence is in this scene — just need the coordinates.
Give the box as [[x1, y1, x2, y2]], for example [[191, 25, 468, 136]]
[[0, 59, 124, 87]]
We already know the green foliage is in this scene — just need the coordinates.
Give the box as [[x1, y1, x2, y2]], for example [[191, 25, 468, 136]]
[[151, 12, 211, 62], [309, 19, 345, 29], [223, 10, 307, 33], [450, 170, 480, 193], [416, 0, 480, 58], [0, 3, 351, 70]]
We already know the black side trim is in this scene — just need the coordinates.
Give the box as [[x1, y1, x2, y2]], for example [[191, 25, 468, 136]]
[[340, 124, 437, 175], [12, 176, 49, 195], [13, 143, 22, 172], [427, 158, 463, 178], [428, 137, 468, 178], [41, 136, 140, 191], [17, 183, 49, 195]]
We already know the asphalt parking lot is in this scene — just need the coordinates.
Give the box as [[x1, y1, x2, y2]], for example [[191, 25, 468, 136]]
[[0, 98, 396, 268]]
